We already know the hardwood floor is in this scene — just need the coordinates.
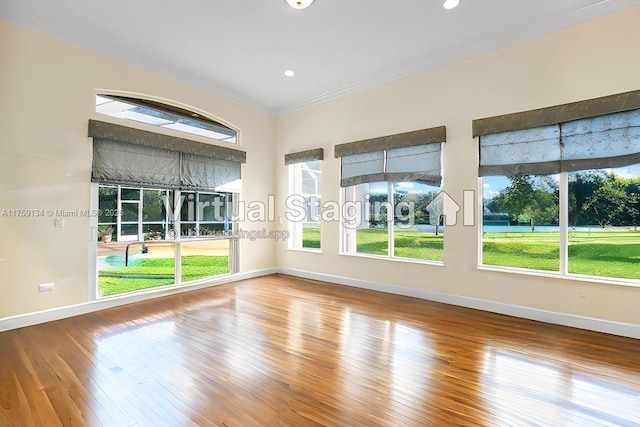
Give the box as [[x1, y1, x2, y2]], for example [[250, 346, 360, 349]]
[[1, 274, 639, 426]]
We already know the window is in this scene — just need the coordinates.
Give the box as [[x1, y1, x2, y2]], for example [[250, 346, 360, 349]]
[[335, 126, 446, 263], [90, 119, 246, 297], [567, 167, 640, 279], [97, 185, 235, 297], [289, 160, 322, 250], [342, 181, 444, 261], [477, 91, 640, 282], [96, 94, 237, 143], [285, 149, 324, 250], [180, 191, 231, 237], [482, 174, 560, 271]]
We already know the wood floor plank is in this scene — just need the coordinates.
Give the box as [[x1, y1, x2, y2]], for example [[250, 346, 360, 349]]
[[1, 274, 639, 426]]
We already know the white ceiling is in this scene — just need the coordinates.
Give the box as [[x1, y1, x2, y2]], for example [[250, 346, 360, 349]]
[[1, 0, 639, 116]]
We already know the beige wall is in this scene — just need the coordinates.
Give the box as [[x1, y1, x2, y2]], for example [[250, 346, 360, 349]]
[[275, 7, 640, 325], [0, 18, 276, 318], [2, 7, 640, 326]]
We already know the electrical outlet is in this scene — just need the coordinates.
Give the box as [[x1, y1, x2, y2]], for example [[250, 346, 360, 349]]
[[39, 283, 55, 292], [580, 290, 587, 299], [55, 218, 64, 228]]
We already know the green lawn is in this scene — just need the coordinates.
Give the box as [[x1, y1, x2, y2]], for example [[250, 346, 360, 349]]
[[100, 230, 638, 296], [302, 227, 321, 249], [568, 231, 640, 279], [482, 232, 560, 271], [483, 231, 640, 279], [334, 228, 444, 261], [315, 227, 638, 279], [98, 255, 229, 296]]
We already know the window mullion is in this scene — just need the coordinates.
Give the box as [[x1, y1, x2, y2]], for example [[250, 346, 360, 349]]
[[174, 190, 182, 284], [116, 186, 122, 241], [294, 164, 302, 247], [388, 182, 394, 258], [138, 189, 143, 242], [559, 171, 569, 275]]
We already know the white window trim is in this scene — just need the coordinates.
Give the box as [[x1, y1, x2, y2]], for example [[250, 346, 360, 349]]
[[91, 185, 239, 300], [478, 174, 640, 288], [339, 183, 445, 265], [288, 162, 322, 252]]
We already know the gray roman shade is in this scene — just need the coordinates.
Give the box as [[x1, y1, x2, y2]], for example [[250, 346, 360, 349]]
[[180, 153, 242, 190], [89, 120, 245, 190], [477, 107, 640, 177], [92, 139, 182, 188], [340, 151, 385, 186], [334, 126, 446, 187], [284, 148, 324, 165]]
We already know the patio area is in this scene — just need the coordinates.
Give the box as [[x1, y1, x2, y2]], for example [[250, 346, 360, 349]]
[[97, 239, 230, 257]]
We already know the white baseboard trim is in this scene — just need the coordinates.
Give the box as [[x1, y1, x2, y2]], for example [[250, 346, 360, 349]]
[[278, 268, 640, 340], [0, 268, 277, 333], [4, 267, 638, 339]]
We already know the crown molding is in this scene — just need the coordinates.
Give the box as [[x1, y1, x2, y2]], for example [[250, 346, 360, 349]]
[[0, 3, 277, 116], [273, 0, 638, 116], [2, 0, 638, 118]]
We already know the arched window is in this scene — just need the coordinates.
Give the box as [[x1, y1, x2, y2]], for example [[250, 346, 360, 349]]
[[96, 94, 237, 143], [90, 95, 244, 298]]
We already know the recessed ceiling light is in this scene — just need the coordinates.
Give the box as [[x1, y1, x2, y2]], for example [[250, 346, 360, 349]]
[[284, 70, 295, 77], [284, 0, 314, 10], [443, 0, 460, 9]]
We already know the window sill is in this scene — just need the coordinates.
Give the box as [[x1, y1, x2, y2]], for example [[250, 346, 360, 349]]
[[287, 248, 323, 254], [477, 264, 640, 288], [340, 252, 444, 267]]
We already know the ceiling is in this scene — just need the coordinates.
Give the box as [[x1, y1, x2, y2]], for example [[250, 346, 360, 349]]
[[1, 0, 639, 116]]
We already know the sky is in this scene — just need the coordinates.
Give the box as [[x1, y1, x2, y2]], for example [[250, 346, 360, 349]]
[[368, 182, 441, 194]]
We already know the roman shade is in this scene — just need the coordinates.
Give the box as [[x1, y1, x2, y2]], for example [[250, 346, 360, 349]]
[[334, 126, 446, 187], [284, 148, 324, 165], [475, 89, 640, 177], [473, 89, 640, 137], [339, 151, 385, 186], [180, 153, 242, 190], [89, 120, 246, 190], [92, 139, 181, 188], [478, 108, 640, 177]]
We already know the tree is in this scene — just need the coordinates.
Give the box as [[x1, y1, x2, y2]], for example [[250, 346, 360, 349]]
[[568, 171, 606, 226], [622, 178, 640, 230], [498, 175, 559, 231], [484, 190, 504, 214], [426, 192, 444, 235], [368, 192, 388, 227], [583, 175, 627, 228], [397, 191, 430, 224]]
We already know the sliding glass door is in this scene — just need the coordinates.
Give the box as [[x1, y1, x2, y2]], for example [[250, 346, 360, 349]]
[[96, 185, 236, 297]]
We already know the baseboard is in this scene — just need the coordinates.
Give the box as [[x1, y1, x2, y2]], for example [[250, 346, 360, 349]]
[[5, 267, 638, 339], [0, 268, 278, 333], [278, 268, 640, 340]]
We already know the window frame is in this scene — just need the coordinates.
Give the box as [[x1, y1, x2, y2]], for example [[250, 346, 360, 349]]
[[478, 158, 640, 287], [95, 94, 238, 144], [340, 180, 445, 266], [287, 160, 323, 252], [95, 184, 238, 298], [479, 168, 640, 286], [475, 90, 640, 286]]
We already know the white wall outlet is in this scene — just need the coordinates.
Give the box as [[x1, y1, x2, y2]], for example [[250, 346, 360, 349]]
[[39, 283, 55, 292], [55, 218, 64, 228], [580, 290, 587, 299]]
